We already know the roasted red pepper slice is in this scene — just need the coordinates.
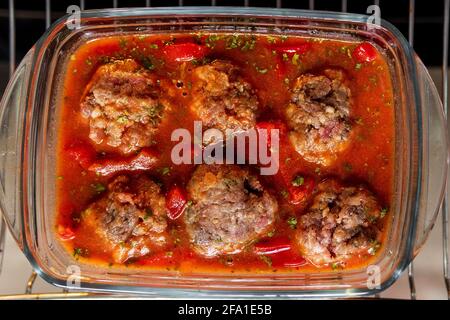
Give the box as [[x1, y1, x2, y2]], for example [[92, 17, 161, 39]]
[[88, 148, 158, 176], [254, 236, 292, 255], [352, 42, 377, 63], [287, 175, 315, 205], [271, 250, 307, 268], [163, 43, 209, 62], [66, 141, 96, 170], [57, 225, 76, 241], [166, 185, 188, 220]]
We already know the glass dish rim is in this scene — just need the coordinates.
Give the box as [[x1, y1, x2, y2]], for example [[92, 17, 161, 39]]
[[20, 6, 421, 298]]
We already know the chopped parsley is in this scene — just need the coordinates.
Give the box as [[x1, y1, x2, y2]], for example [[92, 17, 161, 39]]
[[368, 240, 381, 256], [255, 66, 268, 74], [355, 63, 362, 70], [287, 216, 298, 229], [117, 115, 128, 124], [91, 183, 106, 193], [140, 56, 155, 70], [331, 262, 344, 270], [292, 175, 304, 187], [205, 35, 221, 48], [280, 189, 289, 199], [380, 207, 388, 218], [241, 38, 256, 51], [160, 167, 171, 176], [118, 38, 127, 48], [291, 53, 300, 65], [149, 43, 159, 49], [73, 247, 89, 259], [267, 36, 277, 44], [226, 35, 242, 49], [267, 230, 275, 237], [146, 103, 163, 125]]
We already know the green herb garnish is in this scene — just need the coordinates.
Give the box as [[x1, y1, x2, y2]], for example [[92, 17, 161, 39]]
[[117, 115, 128, 124], [160, 167, 171, 176], [140, 56, 155, 70], [267, 36, 277, 44], [73, 247, 89, 259], [241, 38, 256, 51], [287, 216, 298, 229], [91, 183, 106, 193], [291, 53, 300, 65], [368, 240, 381, 255], [226, 35, 242, 49], [118, 38, 127, 48], [292, 175, 304, 187], [255, 66, 268, 74]]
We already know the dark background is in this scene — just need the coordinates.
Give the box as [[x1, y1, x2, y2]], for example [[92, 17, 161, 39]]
[[0, 0, 448, 93]]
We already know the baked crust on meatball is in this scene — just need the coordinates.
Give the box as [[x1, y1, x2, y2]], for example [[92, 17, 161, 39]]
[[285, 69, 352, 165], [295, 179, 383, 266], [184, 164, 277, 257], [190, 60, 259, 138], [82, 175, 168, 263], [80, 59, 171, 154]]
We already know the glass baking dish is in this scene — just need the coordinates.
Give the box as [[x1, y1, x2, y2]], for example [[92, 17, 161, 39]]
[[0, 7, 447, 298]]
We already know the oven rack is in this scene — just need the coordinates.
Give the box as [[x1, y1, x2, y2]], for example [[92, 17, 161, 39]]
[[0, 0, 448, 300]]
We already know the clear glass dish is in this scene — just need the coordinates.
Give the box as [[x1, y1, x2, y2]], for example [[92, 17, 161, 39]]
[[0, 7, 447, 298]]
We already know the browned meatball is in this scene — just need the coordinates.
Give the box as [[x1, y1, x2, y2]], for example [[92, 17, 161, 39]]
[[80, 59, 171, 154], [295, 179, 383, 266], [190, 60, 259, 139], [184, 165, 277, 257], [285, 69, 352, 165], [82, 175, 168, 263]]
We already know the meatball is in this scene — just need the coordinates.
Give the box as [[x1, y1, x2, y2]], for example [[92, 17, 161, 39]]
[[82, 175, 168, 263], [184, 165, 277, 257], [295, 179, 383, 266], [285, 69, 352, 165], [80, 59, 171, 154], [190, 60, 259, 140]]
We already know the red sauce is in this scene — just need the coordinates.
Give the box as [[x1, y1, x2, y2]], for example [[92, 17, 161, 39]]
[[56, 33, 395, 273]]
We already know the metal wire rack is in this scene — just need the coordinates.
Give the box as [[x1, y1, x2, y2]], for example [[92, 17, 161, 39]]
[[0, 0, 448, 300]]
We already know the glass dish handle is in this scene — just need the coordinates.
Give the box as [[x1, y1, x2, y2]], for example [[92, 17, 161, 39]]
[[413, 55, 449, 255], [0, 49, 34, 248]]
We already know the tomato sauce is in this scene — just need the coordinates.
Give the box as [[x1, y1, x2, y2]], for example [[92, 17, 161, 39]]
[[56, 32, 395, 273]]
